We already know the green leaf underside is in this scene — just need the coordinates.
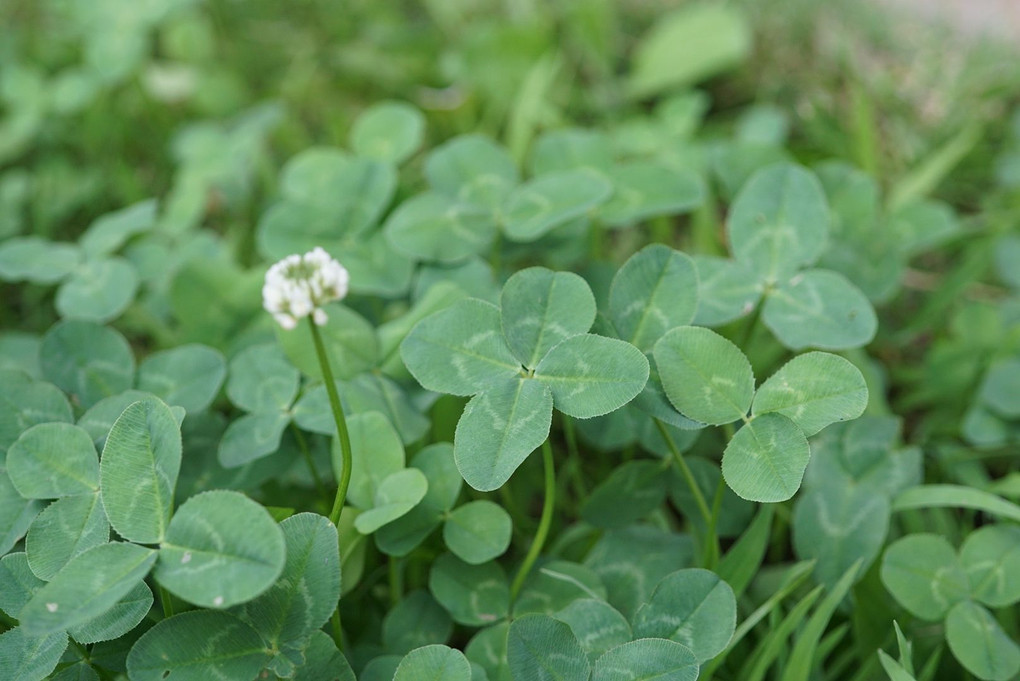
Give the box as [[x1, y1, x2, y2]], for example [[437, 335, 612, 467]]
[[592, 638, 699, 681], [722, 413, 809, 502], [500, 268, 596, 368], [156, 490, 286, 609], [610, 245, 699, 352], [632, 568, 736, 663], [454, 378, 553, 491], [126, 610, 271, 681], [99, 399, 181, 544], [727, 163, 829, 283], [20, 542, 156, 636], [752, 352, 868, 436], [7, 423, 99, 498], [762, 269, 877, 351], [535, 334, 650, 419], [401, 298, 520, 397], [654, 326, 753, 425]]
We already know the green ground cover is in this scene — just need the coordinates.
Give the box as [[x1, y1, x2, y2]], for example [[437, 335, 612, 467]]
[[1, 1, 1019, 679]]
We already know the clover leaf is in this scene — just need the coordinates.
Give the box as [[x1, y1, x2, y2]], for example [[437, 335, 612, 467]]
[[698, 162, 877, 351], [402, 267, 649, 490]]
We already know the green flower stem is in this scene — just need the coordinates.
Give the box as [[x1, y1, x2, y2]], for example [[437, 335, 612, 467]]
[[509, 439, 556, 605], [309, 318, 352, 651], [562, 415, 588, 501], [738, 298, 764, 349], [389, 556, 404, 608], [308, 319, 353, 527], [291, 422, 328, 504], [655, 418, 719, 567], [158, 585, 174, 618], [331, 609, 343, 651]]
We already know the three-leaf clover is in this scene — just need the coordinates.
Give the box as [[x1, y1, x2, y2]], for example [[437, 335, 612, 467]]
[[695, 162, 878, 350], [0, 199, 155, 323], [654, 327, 868, 502], [881, 528, 1020, 681]]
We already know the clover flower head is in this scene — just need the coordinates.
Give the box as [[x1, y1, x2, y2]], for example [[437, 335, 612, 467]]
[[262, 247, 349, 330]]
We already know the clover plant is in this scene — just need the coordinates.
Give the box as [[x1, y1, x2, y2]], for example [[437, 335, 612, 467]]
[[3, 2, 1020, 680]]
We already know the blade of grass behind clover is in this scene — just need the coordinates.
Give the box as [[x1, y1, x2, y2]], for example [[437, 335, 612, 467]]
[[738, 584, 824, 681], [700, 558, 815, 680], [779, 560, 863, 681], [716, 504, 774, 599], [895, 234, 994, 344], [815, 623, 851, 675], [892, 484, 1020, 523], [887, 121, 983, 210]]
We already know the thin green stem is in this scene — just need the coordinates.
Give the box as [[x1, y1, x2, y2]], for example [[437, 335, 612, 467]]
[[291, 423, 328, 503], [309, 319, 353, 527], [389, 556, 404, 608], [309, 318, 353, 653], [331, 609, 343, 650], [68, 636, 116, 681], [562, 415, 587, 502], [509, 439, 556, 605], [738, 298, 764, 349], [158, 585, 174, 618], [655, 419, 719, 567]]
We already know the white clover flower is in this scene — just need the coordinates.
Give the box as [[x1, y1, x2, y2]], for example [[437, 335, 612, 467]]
[[262, 247, 349, 329]]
